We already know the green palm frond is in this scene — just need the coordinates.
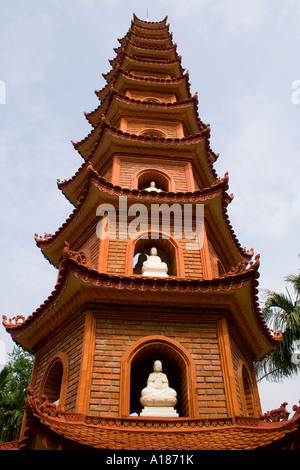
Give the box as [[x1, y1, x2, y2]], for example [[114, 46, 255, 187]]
[[0, 365, 11, 391], [256, 271, 300, 382], [285, 274, 300, 296]]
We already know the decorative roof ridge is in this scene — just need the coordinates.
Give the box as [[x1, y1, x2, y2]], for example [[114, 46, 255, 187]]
[[133, 13, 168, 22], [132, 13, 169, 28], [23, 385, 300, 433], [58, 158, 227, 195], [71, 121, 219, 191], [2, 245, 89, 335], [57, 160, 85, 191], [57, 158, 225, 214], [19, 398, 300, 450], [106, 49, 182, 76], [0, 440, 20, 450], [102, 51, 183, 82], [220, 185, 254, 261], [2, 242, 262, 330], [95, 67, 191, 102], [114, 37, 177, 53], [260, 401, 300, 425], [33, 182, 90, 248], [118, 29, 173, 44], [110, 48, 178, 69], [40, 167, 230, 248], [113, 38, 177, 55], [2, 248, 282, 353], [130, 23, 170, 36], [19, 389, 300, 451], [32, 169, 247, 276], [71, 116, 211, 156], [86, 87, 201, 128]]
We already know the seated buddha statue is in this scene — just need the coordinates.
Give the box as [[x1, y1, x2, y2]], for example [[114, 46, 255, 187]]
[[140, 360, 177, 408], [145, 181, 162, 192], [141, 247, 168, 277]]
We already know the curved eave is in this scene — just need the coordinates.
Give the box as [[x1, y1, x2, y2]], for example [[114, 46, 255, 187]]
[[64, 126, 217, 203], [131, 16, 170, 36], [21, 393, 300, 450], [39, 172, 233, 266], [103, 53, 184, 84], [119, 30, 173, 49], [131, 23, 170, 39], [133, 14, 168, 28], [2, 253, 280, 357], [73, 119, 212, 166], [47, 170, 253, 282], [85, 90, 202, 136], [114, 40, 178, 63], [96, 68, 192, 104]]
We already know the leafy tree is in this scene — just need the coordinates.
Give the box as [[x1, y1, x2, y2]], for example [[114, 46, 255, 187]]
[[0, 346, 33, 443], [256, 271, 300, 382]]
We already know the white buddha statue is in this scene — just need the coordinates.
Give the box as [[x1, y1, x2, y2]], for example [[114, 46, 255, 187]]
[[140, 360, 178, 417], [141, 247, 168, 277], [145, 181, 162, 192]]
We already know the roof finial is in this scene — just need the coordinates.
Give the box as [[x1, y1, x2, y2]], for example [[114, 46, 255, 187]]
[[146, 9, 149, 22]]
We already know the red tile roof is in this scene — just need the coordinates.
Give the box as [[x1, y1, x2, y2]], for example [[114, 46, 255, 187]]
[[18, 390, 300, 450]]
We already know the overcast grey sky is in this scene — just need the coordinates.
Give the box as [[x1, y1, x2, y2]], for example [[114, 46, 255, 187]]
[[0, 0, 299, 413]]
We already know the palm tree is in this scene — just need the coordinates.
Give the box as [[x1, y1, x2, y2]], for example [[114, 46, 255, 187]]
[[0, 347, 33, 443], [0, 388, 27, 443], [256, 272, 300, 382]]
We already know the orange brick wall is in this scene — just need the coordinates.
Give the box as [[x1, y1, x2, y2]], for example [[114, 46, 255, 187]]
[[89, 316, 227, 418], [80, 231, 100, 270], [125, 89, 177, 103], [105, 214, 203, 279], [230, 337, 244, 415], [33, 319, 85, 412], [181, 239, 203, 278], [129, 70, 172, 80], [101, 164, 113, 182], [118, 159, 189, 191], [124, 118, 179, 138], [229, 334, 260, 416], [106, 238, 127, 275]]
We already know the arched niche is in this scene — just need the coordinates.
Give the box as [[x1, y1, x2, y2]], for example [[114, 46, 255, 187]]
[[131, 168, 175, 192], [39, 352, 69, 407], [217, 260, 226, 277], [126, 231, 185, 278], [139, 128, 167, 139], [238, 363, 256, 417], [142, 97, 162, 104], [119, 336, 199, 418]]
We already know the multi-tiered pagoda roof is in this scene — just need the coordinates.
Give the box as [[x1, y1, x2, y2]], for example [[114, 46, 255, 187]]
[[1, 14, 299, 451]]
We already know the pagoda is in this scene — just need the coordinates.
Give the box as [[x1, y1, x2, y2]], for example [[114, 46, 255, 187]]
[[2, 14, 300, 451]]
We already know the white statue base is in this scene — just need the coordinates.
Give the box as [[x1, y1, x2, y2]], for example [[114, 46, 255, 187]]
[[140, 406, 179, 417], [141, 247, 168, 278]]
